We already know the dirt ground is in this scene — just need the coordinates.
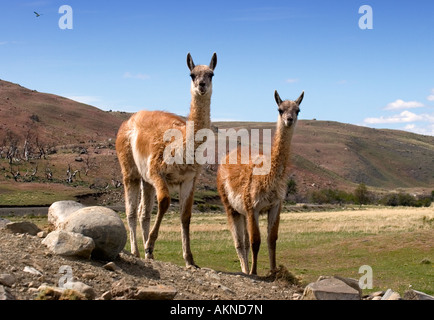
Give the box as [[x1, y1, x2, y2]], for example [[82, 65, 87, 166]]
[[0, 230, 303, 300]]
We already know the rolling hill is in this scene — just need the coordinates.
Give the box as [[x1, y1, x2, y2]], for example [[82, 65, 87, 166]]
[[0, 79, 433, 206], [0, 79, 129, 145]]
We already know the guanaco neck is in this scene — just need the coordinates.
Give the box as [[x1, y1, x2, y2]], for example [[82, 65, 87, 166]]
[[264, 119, 294, 184], [187, 93, 211, 132]]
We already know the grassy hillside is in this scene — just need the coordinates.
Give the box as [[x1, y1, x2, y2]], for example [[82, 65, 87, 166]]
[[0, 79, 129, 145]]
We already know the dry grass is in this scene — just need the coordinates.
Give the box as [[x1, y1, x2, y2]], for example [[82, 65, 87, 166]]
[[278, 206, 434, 234]]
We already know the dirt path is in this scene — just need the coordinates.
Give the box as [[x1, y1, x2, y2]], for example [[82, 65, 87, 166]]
[[0, 206, 125, 217], [0, 207, 49, 217]]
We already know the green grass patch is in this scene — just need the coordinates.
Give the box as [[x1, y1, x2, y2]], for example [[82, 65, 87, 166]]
[[0, 182, 87, 206]]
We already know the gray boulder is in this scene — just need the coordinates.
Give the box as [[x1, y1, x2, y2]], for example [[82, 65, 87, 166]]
[[302, 276, 361, 300], [48, 201, 85, 229], [42, 230, 95, 259], [0, 274, 16, 287], [404, 289, 434, 300], [5, 221, 41, 236], [381, 288, 401, 300], [62, 206, 127, 260], [65, 281, 96, 300], [38, 282, 95, 300]]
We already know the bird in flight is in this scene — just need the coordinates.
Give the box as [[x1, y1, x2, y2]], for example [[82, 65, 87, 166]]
[[34, 11, 42, 17]]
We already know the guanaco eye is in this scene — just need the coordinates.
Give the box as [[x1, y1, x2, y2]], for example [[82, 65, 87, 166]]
[[278, 109, 283, 115], [190, 74, 196, 80], [296, 109, 300, 115]]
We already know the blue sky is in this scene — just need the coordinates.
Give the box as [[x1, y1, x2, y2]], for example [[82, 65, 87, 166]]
[[1, 0, 434, 135]]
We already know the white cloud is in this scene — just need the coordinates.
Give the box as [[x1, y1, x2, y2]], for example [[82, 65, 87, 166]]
[[427, 89, 434, 101], [364, 93, 434, 136], [404, 123, 434, 136], [384, 99, 424, 110], [404, 124, 415, 130], [364, 110, 434, 124], [66, 95, 100, 105], [285, 78, 299, 84], [0, 41, 7, 45], [123, 72, 150, 80]]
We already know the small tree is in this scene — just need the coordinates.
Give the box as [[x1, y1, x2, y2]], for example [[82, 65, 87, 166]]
[[354, 183, 369, 205], [287, 178, 297, 195]]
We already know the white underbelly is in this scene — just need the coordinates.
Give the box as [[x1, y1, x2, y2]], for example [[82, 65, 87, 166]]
[[224, 181, 246, 214]]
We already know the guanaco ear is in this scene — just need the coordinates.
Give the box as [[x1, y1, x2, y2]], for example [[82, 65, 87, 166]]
[[274, 90, 283, 106], [296, 91, 304, 105], [187, 53, 195, 71], [209, 52, 217, 71]]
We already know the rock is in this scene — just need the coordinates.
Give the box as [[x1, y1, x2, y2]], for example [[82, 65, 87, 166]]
[[36, 285, 65, 300], [66, 281, 96, 300], [62, 206, 127, 260], [302, 277, 361, 300], [220, 284, 235, 295], [381, 289, 401, 300], [82, 272, 96, 280], [42, 230, 95, 259], [23, 266, 43, 276], [367, 291, 384, 300], [111, 278, 132, 298], [0, 285, 15, 300], [211, 282, 235, 295], [404, 289, 434, 300], [103, 262, 120, 272], [5, 221, 41, 236], [37, 230, 48, 238], [36, 284, 87, 300], [388, 292, 401, 300], [333, 275, 363, 297], [48, 200, 86, 229], [133, 285, 177, 300], [101, 290, 112, 300], [292, 293, 302, 300], [0, 274, 16, 287]]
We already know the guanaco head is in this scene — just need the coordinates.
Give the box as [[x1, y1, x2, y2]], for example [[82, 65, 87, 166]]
[[274, 90, 304, 127], [187, 52, 217, 96]]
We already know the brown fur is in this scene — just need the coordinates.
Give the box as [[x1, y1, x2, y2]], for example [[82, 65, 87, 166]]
[[217, 90, 303, 274], [116, 53, 217, 267]]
